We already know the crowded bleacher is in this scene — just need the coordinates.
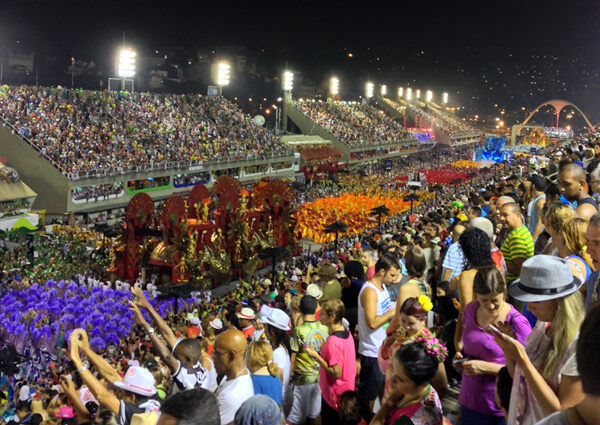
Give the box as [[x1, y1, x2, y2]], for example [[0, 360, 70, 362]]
[[292, 99, 415, 146], [0, 86, 292, 178], [414, 107, 480, 137]]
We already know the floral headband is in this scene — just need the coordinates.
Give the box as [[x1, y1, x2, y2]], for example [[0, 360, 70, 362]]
[[412, 332, 448, 363], [417, 295, 433, 312]]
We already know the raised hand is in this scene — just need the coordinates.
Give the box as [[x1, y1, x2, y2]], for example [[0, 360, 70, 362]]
[[128, 300, 149, 327], [60, 376, 78, 399], [131, 286, 150, 309], [73, 328, 90, 351]]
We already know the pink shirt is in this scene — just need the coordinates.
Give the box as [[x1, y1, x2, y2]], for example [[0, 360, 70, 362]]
[[366, 265, 375, 280], [319, 330, 356, 410]]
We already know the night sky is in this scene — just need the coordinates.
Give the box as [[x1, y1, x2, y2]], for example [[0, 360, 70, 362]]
[[2, 0, 600, 118], [3, 1, 599, 64]]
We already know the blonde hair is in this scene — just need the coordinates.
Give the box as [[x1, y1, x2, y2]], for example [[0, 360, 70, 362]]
[[561, 217, 595, 271], [31, 399, 45, 415], [290, 296, 301, 314], [545, 202, 576, 235], [539, 291, 585, 378], [247, 340, 279, 377], [321, 299, 345, 324]]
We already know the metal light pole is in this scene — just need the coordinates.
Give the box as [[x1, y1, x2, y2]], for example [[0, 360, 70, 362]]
[[273, 105, 279, 135], [71, 57, 75, 88]]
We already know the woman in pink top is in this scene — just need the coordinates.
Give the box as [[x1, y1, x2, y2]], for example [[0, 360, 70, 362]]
[[305, 299, 356, 425], [455, 266, 531, 425]]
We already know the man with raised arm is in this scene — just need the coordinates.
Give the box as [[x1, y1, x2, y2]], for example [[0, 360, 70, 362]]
[[130, 287, 208, 394]]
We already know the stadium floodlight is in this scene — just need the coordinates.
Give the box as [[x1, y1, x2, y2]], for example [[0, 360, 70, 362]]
[[398, 87, 404, 98], [330, 77, 339, 95], [416, 89, 421, 99], [366, 82, 374, 98], [406, 88, 412, 101], [283, 71, 294, 91], [118, 49, 136, 78], [443, 92, 449, 104], [217, 63, 231, 86], [426, 90, 433, 102], [381, 85, 387, 96]]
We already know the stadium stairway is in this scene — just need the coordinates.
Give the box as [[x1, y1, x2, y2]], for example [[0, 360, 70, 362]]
[[0, 124, 70, 212]]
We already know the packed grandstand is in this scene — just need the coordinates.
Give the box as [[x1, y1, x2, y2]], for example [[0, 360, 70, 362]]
[[0, 86, 292, 177]]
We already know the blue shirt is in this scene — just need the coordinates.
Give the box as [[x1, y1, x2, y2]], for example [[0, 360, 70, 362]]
[[585, 271, 600, 311], [442, 242, 465, 280], [250, 374, 283, 405]]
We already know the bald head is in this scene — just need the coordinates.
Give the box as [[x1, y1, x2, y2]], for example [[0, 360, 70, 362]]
[[216, 329, 248, 353], [470, 217, 493, 241], [496, 196, 514, 210], [560, 163, 586, 182], [213, 329, 248, 377]]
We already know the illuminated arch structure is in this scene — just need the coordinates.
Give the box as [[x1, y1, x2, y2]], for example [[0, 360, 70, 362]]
[[523, 99, 595, 131], [511, 100, 595, 145]]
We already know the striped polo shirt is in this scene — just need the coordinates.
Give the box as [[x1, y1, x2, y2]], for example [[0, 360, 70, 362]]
[[500, 226, 534, 284]]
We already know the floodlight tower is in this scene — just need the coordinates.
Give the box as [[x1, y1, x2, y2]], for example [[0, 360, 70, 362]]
[[282, 71, 294, 132], [330, 77, 339, 96], [217, 62, 231, 95], [109, 48, 136, 92], [118, 48, 136, 91], [366, 82, 374, 98]]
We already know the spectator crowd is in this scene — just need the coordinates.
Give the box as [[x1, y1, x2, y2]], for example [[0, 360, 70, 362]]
[[0, 86, 292, 177], [292, 99, 415, 147], [3, 107, 600, 425]]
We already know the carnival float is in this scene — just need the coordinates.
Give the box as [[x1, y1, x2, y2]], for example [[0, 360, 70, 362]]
[[108, 176, 297, 287]]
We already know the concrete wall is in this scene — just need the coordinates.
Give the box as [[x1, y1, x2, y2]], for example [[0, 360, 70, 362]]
[[0, 125, 69, 212]]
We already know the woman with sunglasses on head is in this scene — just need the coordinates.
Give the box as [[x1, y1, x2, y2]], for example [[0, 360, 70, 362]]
[[492, 255, 585, 425]]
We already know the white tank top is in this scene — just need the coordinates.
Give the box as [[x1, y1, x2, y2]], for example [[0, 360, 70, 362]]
[[358, 281, 392, 357], [204, 356, 218, 390]]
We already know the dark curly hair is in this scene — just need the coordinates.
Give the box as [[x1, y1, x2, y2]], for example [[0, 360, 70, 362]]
[[459, 227, 493, 268], [395, 340, 439, 386]]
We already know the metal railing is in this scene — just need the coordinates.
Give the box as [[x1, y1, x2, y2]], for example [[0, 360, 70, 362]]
[[1, 116, 67, 175]]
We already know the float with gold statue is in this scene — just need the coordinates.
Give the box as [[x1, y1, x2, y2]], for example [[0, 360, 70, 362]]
[[109, 176, 296, 287]]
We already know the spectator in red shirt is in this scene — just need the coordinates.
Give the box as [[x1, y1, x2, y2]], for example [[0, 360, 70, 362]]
[[238, 308, 256, 339]]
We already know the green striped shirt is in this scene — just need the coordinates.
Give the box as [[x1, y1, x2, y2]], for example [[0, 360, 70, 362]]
[[501, 226, 534, 283]]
